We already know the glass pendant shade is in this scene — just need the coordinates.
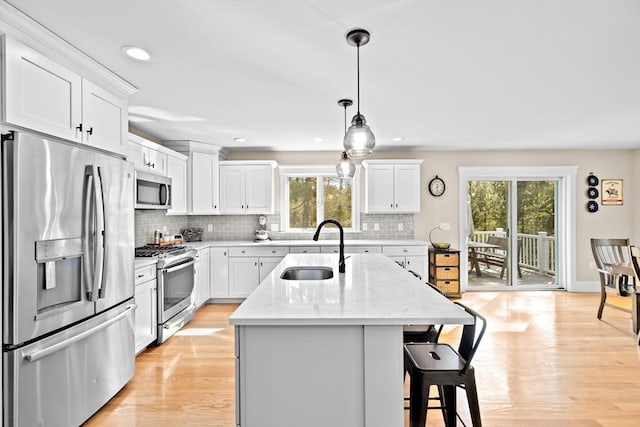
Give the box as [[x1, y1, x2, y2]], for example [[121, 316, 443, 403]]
[[343, 113, 375, 159], [336, 151, 356, 178]]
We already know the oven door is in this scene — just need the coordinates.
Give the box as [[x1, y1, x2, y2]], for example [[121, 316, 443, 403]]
[[157, 258, 195, 324]]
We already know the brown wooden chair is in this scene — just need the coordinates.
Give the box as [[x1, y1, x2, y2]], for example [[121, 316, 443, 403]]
[[590, 238, 635, 324], [477, 236, 523, 279], [627, 246, 640, 339]]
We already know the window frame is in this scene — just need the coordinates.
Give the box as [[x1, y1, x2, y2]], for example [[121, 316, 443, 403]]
[[279, 165, 361, 233]]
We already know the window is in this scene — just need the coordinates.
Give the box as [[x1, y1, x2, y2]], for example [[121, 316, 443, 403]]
[[280, 166, 360, 232]]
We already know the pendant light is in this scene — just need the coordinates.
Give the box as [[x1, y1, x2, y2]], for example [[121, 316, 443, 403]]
[[343, 28, 375, 159], [336, 99, 356, 179]]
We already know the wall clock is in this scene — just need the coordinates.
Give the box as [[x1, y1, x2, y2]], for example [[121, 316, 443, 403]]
[[428, 175, 446, 197]]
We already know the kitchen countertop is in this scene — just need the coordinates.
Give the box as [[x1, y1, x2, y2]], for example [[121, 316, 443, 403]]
[[134, 258, 157, 268], [184, 239, 428, 250], [228, 253, 471, 326]]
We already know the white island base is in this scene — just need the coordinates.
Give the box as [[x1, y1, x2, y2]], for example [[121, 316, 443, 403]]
[[235, 324, 403, 427], [229, 254, 472, 427]]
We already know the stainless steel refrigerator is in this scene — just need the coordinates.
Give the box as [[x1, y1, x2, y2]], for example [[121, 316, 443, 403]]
[[2, 129, 136, 426]]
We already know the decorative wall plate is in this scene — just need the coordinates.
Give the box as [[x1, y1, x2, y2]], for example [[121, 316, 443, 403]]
[[587, 174, 599, 186], [587, 200, 599, 213], [587, 187, 599, 199]]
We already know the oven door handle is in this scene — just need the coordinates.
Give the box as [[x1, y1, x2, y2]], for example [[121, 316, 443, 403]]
[[162, 259, 195, 274]]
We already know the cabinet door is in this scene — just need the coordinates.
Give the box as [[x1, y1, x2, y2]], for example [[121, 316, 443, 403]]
[[210, 248, 229, 298], [194, 248, 210, 307], [405, 256, 427, 281], [244, 164, 273, 214], [167, 155, 187, 215], [129, 141, 148, 171], [4, 36, 82, 142], [393, 164, 421, 213], [258, 257, 284, 283], [366, 164, 395, 213], [146, 147, 167, 175], [134, 279, 157, 354], [229, 257, 260, 298], [191, 152, 219, 214], [219, 165, 245, 214], [81, 79, 128, 156]]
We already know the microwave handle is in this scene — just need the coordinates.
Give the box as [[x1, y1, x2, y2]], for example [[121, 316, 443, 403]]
[[159, 183, 170, 207]]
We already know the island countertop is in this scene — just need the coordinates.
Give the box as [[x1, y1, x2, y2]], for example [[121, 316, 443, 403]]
[[228, 253, 472, 326]]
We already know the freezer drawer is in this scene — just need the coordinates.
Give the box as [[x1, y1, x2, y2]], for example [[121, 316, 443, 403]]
[[3, 302, 135, 426]]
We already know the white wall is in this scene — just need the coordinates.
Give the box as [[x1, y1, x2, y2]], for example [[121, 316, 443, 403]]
[[227, 148, 638, 284]]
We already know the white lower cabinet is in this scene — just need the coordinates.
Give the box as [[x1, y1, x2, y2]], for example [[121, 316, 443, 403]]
[[228, 247, 288, 298], [194, 248, 210, 307], [134, 264, 157, 354], [383, 245, 428, 280], [210, 248, 230, 298]]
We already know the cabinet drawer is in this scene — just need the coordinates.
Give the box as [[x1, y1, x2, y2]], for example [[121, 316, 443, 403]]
[[435, 280, 460, 296], [320, 246, 381, 254], [229, 246, 289, 257], [289, 246, 321, 254], [382, 245, 427, 256], [433, 252, 459, 266], [433, 266, 458, 280], [135, 264, 156, 286]]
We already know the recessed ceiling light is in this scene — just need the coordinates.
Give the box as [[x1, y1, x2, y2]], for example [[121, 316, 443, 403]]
[[121, 45, 152, 61], [392, 137, 404, 142], [314, 137, 325, 142], [234, 137, 247, 143]]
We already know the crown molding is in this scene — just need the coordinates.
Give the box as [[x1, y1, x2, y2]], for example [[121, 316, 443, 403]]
[[0, 1, 137, 96]]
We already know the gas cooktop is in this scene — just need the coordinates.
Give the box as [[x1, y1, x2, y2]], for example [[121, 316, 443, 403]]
[[135, 245, 188, 258]]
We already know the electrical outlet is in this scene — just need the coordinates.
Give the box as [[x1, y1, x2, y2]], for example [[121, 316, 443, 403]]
[[398, 223, 403, 231], [362, 223, 368, 231], [162, 225, 168, 233], [374, 223, 380, 231], [207, 224, 213, 232], [439, 222, 451, 231], [270, 223, 279, 232]]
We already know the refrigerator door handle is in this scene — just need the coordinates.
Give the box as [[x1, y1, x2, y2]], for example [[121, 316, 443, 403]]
[[83, 167, 95, 300], [22, 304, 136, 362], [83, 165, 105, 301], [94, 166, 106, 299]]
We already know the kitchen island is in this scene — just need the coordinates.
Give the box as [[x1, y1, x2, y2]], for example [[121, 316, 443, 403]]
[[229, 253, 472, 427]]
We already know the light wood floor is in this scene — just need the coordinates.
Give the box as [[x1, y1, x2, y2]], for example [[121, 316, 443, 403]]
[[85, 291, 640, 426]]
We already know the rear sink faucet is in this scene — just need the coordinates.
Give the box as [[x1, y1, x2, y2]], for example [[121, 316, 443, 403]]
[[312, 219, 345, 273]]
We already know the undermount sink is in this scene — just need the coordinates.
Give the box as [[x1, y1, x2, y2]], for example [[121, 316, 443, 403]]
[[280, 266, 334, 280]]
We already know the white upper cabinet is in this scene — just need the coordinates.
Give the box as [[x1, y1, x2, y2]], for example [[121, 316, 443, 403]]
[[3, 35, 82, 142], [362, 160, 423, 213], [3, 36, 129, 157], [81, 79, 127, 156], [129, 134, 168, 175], [219, 161, 277, 214], [166, 153, 188, 215], [163, 141, 221, 215]]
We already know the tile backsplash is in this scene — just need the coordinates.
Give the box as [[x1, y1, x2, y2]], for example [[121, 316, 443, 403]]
[[135, 211, 415, 247]]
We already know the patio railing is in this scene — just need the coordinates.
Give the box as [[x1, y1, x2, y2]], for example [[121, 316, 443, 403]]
[[471, 230, 556, 276]]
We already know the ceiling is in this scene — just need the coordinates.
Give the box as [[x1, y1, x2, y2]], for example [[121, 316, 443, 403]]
[[6, 0, 640, 152]]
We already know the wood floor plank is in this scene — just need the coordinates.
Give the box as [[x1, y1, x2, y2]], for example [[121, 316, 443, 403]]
[[85, 292, 640, 426]]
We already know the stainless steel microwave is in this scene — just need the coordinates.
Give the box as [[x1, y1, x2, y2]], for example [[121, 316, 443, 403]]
[[135, 170, 172, 209]]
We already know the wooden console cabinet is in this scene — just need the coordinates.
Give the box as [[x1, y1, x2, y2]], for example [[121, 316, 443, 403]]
[[428, 248, 461, 297]]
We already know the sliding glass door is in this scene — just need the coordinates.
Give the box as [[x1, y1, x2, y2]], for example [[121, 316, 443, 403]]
[[462, 170, 563, 290]]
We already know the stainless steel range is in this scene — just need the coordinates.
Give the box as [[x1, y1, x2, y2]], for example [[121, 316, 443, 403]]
[[135, 245, 196, 344]]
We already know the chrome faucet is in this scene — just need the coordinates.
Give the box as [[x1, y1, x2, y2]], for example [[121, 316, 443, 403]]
[[313, 219, 345, 273]]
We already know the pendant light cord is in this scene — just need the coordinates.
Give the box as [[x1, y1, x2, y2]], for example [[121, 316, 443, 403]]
[[356, 43, 361, 115]]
